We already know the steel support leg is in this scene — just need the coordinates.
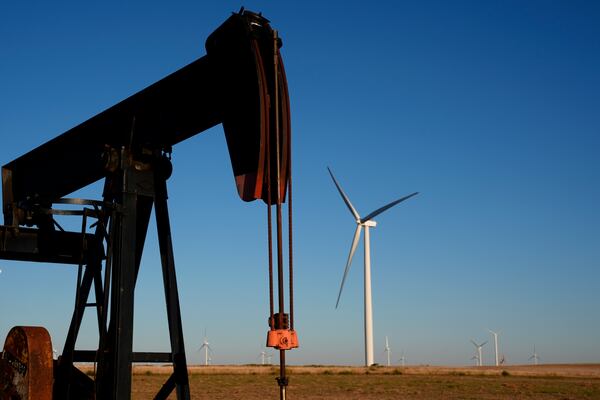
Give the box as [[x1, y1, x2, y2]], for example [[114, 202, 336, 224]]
[[55, 259, 98, 399], [154, 175, 190, 400], [96, 160, 154, 400], [109, 187, 137, 399]]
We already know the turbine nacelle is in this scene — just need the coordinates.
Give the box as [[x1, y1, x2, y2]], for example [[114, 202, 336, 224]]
[[361, 220, 377, 227]]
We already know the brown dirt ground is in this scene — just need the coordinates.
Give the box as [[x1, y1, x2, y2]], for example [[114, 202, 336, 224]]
[[77, 364, 600, 399]]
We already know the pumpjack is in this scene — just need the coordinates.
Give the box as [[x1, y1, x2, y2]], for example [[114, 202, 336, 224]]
[[0, 9, 297, 400]]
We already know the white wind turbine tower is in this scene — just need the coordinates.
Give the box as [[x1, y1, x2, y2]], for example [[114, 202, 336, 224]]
[[383, 336, 391, 367], [259, 351, 267, 365], [398, 350, 406, 367], [470, 339, 487, 367], [258, 350, 273, 365], [328, 167, 418, 367], [488, 329, 500, 366], [529, 345, 540, 365], [198, 333, 213, 366]]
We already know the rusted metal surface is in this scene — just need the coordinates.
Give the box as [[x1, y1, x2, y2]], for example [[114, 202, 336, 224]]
[[0, 326, 53, 400], [266, 329, 299, 350]]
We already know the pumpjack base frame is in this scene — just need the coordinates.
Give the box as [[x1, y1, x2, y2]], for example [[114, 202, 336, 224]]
[[1, 149, 192, 400]]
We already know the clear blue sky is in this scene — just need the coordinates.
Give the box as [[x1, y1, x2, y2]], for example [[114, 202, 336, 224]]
[[1, 1, 599, 366]]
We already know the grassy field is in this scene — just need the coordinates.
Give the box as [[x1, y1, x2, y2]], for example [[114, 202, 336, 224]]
[[123, 364, 600, 399]]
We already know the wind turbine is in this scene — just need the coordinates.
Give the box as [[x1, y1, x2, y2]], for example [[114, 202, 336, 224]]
[[258, 350, 273, 365], [383, 336, 391, 367], [259, 351, 267, 365], [529, 345, 540, 365], [198, 333, 213, 366], [398, 350, 406, 367], [488, 329, 500, 366], [328, 167, 418, 366], [470, 339, 487, 367], [470, 354, 479, 366]]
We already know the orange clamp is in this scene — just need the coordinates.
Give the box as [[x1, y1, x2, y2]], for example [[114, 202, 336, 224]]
[[266, 329, 299, 350]]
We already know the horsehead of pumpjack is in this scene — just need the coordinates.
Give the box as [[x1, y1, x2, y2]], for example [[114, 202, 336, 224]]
[[207, 9, 291, 205]]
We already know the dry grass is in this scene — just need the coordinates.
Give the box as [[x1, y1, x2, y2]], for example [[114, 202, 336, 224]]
[[77, 364, 600, 399], [128, 363, 600, 378]]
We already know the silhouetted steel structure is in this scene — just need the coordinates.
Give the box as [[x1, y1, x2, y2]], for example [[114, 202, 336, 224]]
[[0, 9, 296, 400]]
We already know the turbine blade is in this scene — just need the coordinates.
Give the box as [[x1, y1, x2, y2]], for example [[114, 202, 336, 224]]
[[481, 341, 488, 347], [470, 339, 478, 347], [335, 224, 363, 308], [361, 192, 419, 223], [327, 167, 361, 221]]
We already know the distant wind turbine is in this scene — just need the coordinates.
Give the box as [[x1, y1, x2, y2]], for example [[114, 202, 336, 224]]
[[470, 354, 479, 366], [328, 167, 418, 366], [259, 351, 267, 365], [258, 350, 273, 365], [529, 345, 540, 365], [397, 351, 406, 367], [488, 329, 500, 366], [383, 336, 391, 367], [470, 339, 487, 367], [198, 332, 213, 366]]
